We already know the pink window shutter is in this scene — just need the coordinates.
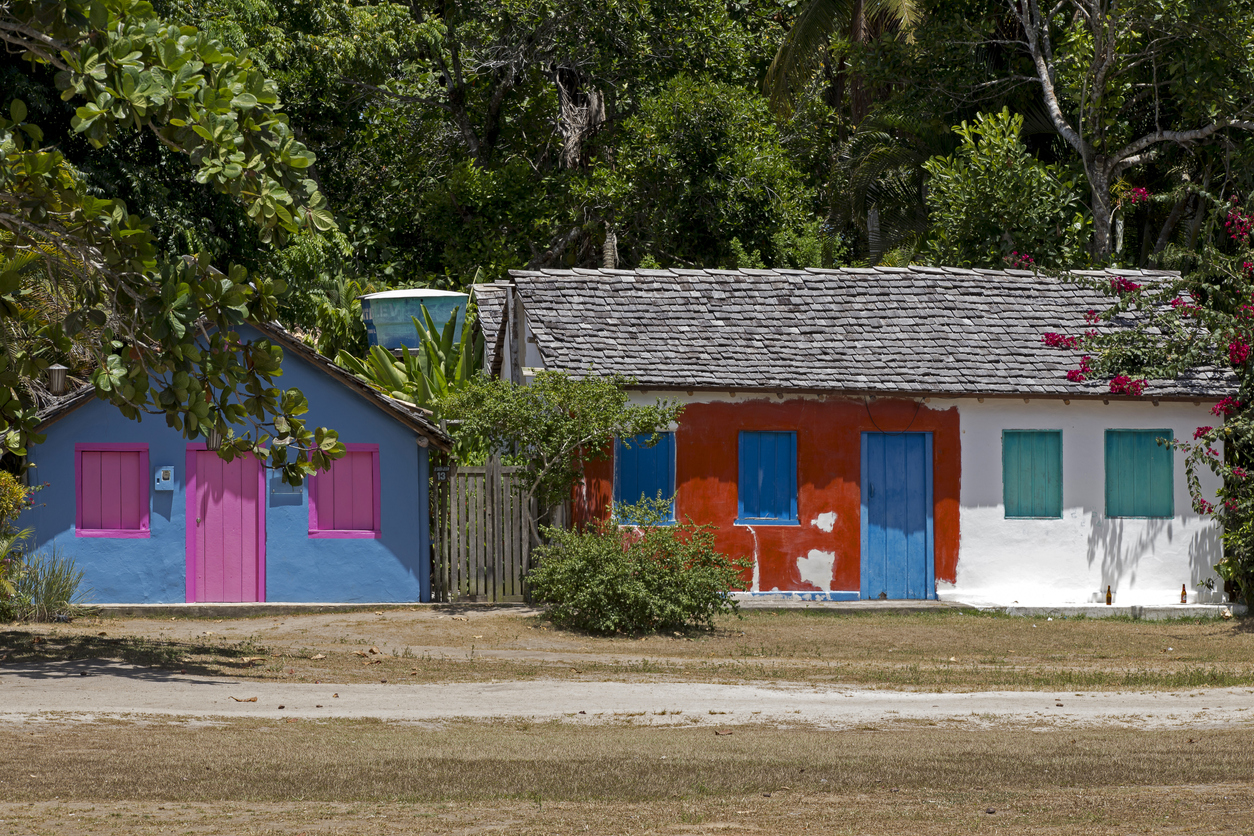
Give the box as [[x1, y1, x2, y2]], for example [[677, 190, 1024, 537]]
[[75, 444, 149, 537], [309, 445, 380, 538]]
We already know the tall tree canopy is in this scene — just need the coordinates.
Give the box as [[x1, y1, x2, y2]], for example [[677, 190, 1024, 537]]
[[0, 0, 343, 479]]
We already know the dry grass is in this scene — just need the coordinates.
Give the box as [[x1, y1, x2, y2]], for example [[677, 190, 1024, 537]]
[[6, 607, 1254, 690], [2, 720, 1253, 834], [2, 789, 1251, 835]]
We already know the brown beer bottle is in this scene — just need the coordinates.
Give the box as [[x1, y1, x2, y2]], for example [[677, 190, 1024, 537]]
[[1105, 585, 1112, 605], [1181, 584, 1188, 604]]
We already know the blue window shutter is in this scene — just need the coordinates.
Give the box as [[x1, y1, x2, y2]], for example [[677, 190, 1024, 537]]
[[738, 431, 797, 522], [614, 433, 675, 521], [1002, 431, 1062, 518], [1105, 429, 1173, 518]]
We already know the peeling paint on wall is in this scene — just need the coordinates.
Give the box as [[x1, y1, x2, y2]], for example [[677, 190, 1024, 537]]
[[811, 512, 837, 532], [796, 549, 836, 591], [745, 525, 760, 592], [581, 395, 961, 596]]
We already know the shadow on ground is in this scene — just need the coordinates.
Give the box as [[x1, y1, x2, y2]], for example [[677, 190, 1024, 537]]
[[0, 630, 265, 681]]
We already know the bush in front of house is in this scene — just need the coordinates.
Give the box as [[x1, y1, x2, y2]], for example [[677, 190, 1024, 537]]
[[0, 472, 92, 622], [8, 546, 94, 622], [528, 496, 750, 634]]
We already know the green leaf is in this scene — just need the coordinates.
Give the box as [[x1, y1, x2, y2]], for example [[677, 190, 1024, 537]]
[[9, 99, 26, 123]]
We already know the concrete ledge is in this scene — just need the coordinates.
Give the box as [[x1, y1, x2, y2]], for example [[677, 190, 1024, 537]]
[[730, 593, 972, 611], [92, 602, 531, 619], [993, 603, 1246, 621]]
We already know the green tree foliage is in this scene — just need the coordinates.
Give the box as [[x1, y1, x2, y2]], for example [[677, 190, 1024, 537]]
[[0, 470, 32, 605], [528, 495, 750, 634], [439, 372, 683, 542], [1008, 0, 1254, 258], [922, 109, 1090, 269], [583, 76, 825, 269], [154, 0, 804, 289], [0, 0, 343, 479], [764, 0, 921, 119]]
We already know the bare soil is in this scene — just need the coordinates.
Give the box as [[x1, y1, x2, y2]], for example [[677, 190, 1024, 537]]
[[4, 606, 1253, 690], [6, 608, 1254, 834]]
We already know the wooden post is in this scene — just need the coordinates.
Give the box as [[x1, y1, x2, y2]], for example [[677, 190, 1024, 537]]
[[485, 456, 501, 601]]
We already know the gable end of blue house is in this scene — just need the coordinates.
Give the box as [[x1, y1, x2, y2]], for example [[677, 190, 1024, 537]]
[[22, 323, 448, 604]]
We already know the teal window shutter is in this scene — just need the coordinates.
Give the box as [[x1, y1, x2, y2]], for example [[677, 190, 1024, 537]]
[[1002, 430, 1062, 518], [737, 431, 798, 524], [1105, 429, 1174, 518], [614, 433, 675, 521]]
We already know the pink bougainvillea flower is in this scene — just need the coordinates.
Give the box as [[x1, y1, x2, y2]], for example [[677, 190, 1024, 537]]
[[1042, 332, 1081, 350], [1194, 426, 1214, 440], [1233, 468, 1248, 479], [1197, 499, 1215, 515], [1110, 277, 1143, 294], [1212, 397, 1242, 417], [1066, 369, 1087, 383], [1109, 375, 1147, 396], [1230, 340, 1251, 366]]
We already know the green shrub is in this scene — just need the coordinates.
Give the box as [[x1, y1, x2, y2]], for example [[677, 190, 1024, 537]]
[[528, 496, 750, 634], [0, 471, 27, 528], [8, 547, 93, 622]]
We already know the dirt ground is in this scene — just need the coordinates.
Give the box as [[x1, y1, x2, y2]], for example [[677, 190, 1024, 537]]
[[5, 607, 1254, 834], [2, 720, 1253, 834], [4, 606, 1253, 691]]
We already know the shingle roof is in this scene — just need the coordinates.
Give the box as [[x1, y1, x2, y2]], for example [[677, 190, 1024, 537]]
[[470, 282, 509, 377], [503, 266, 1234, 399]]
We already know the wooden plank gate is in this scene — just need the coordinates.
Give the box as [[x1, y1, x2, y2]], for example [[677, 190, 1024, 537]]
[[431, 456, 534, 602]]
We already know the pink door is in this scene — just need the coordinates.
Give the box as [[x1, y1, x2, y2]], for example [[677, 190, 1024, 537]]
[[186, 448, 265, 602]]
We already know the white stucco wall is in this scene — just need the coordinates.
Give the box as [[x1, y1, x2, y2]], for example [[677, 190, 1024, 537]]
[[941, 397, 1224, 606]]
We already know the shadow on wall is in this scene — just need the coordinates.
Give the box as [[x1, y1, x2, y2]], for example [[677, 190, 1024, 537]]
[[1189, 526, 1226, 602], [1086, 514, 1172, 596]]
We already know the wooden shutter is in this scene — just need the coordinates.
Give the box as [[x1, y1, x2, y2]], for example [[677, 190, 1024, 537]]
[[1105, 430, 1173, 518], [614, 433, 675, 520], [310, 446, 381, 536], [76, 445, 149, 536], [738, 431, 797, 522], [1002, 431, 1063, 518]]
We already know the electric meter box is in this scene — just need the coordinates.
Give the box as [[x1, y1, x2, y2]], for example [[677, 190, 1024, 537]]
[[154, 465, 175, 492]]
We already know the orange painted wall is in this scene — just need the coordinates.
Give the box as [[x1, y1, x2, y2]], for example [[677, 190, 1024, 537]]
[[580, 397, 961, 593]]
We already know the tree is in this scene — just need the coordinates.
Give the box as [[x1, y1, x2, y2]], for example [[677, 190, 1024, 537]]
[[0, 0, 343, 480], [438, 371, 683, 544], [764, 0, 921, 121], [1009, 0, 1254, 259], [921, 108, 1090, 268], [581, 75, 825, 269]]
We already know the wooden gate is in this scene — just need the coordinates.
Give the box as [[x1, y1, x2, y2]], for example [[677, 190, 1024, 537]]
[[432, 457, 533, 602]]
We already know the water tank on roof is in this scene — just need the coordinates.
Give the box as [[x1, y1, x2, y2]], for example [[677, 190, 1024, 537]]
[[359, 289, 468, 351]]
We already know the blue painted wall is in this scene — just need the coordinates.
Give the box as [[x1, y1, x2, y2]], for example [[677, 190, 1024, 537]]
[[22, 325, 432, 603]]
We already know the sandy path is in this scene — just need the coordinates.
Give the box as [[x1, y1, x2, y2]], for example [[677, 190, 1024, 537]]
[[3, 659, 1254, 729]]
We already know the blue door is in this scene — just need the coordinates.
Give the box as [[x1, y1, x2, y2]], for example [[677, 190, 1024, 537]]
[[861, 432, 935, 600]]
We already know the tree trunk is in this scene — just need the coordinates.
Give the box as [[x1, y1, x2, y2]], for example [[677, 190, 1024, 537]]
[[1090, 174, 1114, 260], [1150, 191, 1188, 264]]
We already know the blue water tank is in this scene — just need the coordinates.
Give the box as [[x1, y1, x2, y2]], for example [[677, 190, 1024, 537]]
[[359, 289, 468, 351]]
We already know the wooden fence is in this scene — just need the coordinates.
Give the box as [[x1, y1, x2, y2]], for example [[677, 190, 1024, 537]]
[[431, 456, 534, 602]]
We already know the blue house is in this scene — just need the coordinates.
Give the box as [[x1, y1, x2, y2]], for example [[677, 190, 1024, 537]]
[[23, 322, 449, 604]]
